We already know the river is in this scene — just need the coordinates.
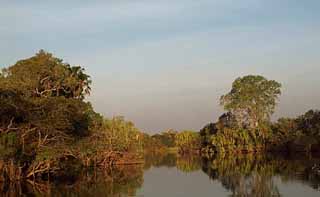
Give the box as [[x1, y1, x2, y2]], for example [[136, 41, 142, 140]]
[[1, 153, 320, 196]]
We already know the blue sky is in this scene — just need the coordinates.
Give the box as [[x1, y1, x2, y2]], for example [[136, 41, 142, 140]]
[[1, 0, 320, 133]]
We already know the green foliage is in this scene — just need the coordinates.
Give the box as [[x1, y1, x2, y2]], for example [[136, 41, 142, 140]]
[[207, 127, 266, 153], [0, 51, 144, 181], [270, 118, 299, 143], [201, 75, 282, 154], [221, 75, 281, 129], [0, 51, 107, 157], [1, 50, 91, 99], [200, 113, 269, 154], [199, 123, 218, 146], [141, 133, 165, 152], [101, 116, 143, 152], [296, 110, 320, 137], [142, 130, 178, 153], [0, 89, 94, 158], [159, 130, 177, 147], [175, 130, 201, 153], [269, 110, 320, 152], [151, 130, 177, 148], [0, 132, 18, 159]]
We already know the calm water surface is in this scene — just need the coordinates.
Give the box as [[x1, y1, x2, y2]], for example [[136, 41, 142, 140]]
[[2, 153, 320, 196]]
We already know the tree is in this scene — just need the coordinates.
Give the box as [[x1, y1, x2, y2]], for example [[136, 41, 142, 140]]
[[1, 50, 91, 99], [0, 51, 95, 162], [296, 110, 320, 137], [271, 118, 298, 140], [102, 116, 142, 152], [220, 75, 281, 129], [175, 131, 201, 153], [0, 51, 146, 181]]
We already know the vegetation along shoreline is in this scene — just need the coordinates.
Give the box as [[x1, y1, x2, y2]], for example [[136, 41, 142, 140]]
[[0, 51, 319, 183]]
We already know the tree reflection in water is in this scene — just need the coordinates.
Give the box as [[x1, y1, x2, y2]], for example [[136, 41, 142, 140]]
[[1, 153, 319, 196], [144, 152, 320, 196], [176, 155, 202, 173], [144, 152, 177, 170], [0, 165, 144, 197], [202, 154, 320, 196]]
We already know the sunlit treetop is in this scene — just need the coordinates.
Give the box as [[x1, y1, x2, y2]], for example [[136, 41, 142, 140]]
[[1, 50, 91, 100], [220, 75, 282, 128]]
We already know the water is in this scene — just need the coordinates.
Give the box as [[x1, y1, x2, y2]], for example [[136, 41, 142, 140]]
[[1, 153, 320, 196]]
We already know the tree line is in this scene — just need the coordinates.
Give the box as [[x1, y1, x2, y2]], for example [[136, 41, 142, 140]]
[[1, 50, 319, 182], [144, 75, 320, 155], [200, 75, 320, 155]]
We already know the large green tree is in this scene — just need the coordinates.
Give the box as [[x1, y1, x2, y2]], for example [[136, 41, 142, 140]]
[[220, 75, 281, 129], [0, 51, 147, 181], [1, 50, 91, 99], [0, 51, 95, 161]]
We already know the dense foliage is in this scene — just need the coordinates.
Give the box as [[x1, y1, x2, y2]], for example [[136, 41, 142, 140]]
[[1, 51, 319, 185], [101, 116, 143, 152], [142, 130, 178, 152], [269, 110, 320, 152], [200, 113, 267, 154], [201, 75, 319, 155], [175, 130, 201, 154], [220, 75, 281, 130], [0, 51, 144, 181], [1, 50, 91, 99], [0, 51, 96, 164]]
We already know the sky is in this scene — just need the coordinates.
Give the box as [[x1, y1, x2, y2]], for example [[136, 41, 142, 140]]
[[1, 0, 320, 133]]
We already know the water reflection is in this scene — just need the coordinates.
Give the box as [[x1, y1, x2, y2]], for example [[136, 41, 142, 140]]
[[201, 154, 320, 195], [1, 153, 320, 196], [144, 152, 176, 170], [176, 155, 202, 173], [202, 155, 281, 196], [0, 165, 144, 197], [143, 153, 320, 196]]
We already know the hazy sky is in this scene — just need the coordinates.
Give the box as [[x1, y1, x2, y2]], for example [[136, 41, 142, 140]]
[[1, 0, 320, 133]]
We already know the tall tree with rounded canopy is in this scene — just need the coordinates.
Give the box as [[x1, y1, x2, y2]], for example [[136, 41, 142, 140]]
[[1, 50, 91, 100], [220, 75, 281, 129]]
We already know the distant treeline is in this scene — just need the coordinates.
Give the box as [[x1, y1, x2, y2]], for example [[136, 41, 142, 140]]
[[142, 130, 200, 154], [144, 75, 320, 156]]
